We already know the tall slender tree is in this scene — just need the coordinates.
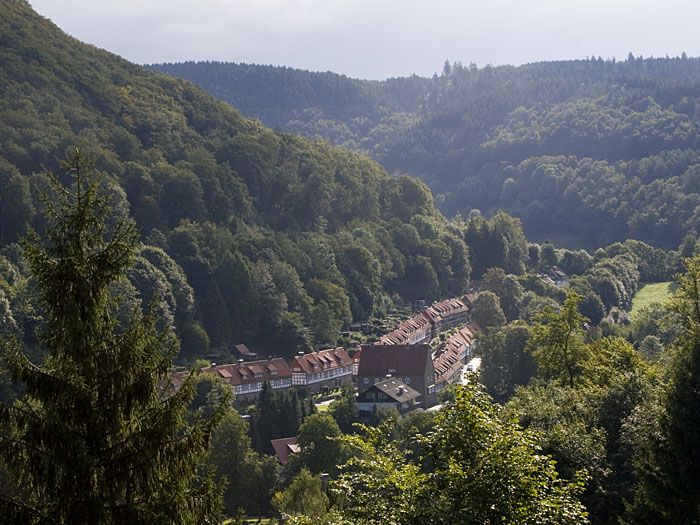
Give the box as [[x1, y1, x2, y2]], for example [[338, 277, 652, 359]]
[[629, 256, 700, 523], [0, 149, 225, 523]]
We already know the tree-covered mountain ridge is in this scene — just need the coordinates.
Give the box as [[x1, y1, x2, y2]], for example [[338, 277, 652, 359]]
[[150, 55, 700, 250], [0, 0, 471, 361]]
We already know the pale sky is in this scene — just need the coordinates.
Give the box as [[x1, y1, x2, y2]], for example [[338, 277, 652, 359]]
[[29, 0, 700, 80]]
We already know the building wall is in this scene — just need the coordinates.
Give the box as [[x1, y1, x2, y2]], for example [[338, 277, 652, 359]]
[[357, 356, 437, 407], [291, 366, 353, 392], [233, 378, 292, 405], [304, 370, 353, 393]]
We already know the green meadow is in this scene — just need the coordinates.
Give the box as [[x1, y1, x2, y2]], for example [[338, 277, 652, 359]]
[[629, 282, 676, 320]]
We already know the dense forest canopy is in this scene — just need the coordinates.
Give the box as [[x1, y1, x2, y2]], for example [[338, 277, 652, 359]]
[[0, 0, 471, 362], [151, 55, 700, 250], [6, 2, 700, 524]]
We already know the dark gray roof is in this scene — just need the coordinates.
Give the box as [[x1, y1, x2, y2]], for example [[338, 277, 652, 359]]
[[372, 378, 420, 403]]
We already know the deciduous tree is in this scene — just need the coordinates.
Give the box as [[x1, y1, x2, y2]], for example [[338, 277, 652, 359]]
[[527, 292, 589, 387]]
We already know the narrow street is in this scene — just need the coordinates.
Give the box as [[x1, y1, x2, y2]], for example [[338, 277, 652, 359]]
[[460, 357, 481, 385]]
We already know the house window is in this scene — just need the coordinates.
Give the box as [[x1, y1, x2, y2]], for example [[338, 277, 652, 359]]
[[363, 378, 369, 384], [405, 377, 411, 384]]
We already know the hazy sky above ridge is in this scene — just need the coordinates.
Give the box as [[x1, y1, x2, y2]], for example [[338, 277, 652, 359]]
[[29, 0, 700, 80]]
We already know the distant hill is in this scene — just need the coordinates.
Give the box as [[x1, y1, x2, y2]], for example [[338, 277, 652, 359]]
[[0, 0, 471, 360], [151, 57, 700, 250]]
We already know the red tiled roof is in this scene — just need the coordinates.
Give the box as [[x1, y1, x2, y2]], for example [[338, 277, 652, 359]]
[[235, 344, 255, 355], [170, 370, 189, 389], [271, 437, 300, 465], [425, 298, 468, 321], [200, 358, 292, 387], [247, 364, 264, 375], [291, 347, 353, 374], [358, 344, 431, 377], [379, 298, 468, 346], [463, 292, 479, 307], [380, 313, 432, 345], [433, 325, 479, 383]]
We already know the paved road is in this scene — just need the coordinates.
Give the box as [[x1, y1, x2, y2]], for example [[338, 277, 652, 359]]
[[460, 357, 481, 385]]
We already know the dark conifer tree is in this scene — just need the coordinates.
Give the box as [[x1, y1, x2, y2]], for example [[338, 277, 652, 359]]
[[288, 388, 303, 434], [629, 256, 700, 522], [0, 149, 225, 523], [252, 380, 277, 455]]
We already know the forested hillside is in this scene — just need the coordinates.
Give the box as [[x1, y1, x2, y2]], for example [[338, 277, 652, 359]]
[[0, 0, 470, 363], [7, 3, 700, 523], [151, 57, 700, 250]]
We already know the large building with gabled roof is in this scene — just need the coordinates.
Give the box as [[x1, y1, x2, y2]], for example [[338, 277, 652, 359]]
[[356, 377, 421, 415], [290, 347, 354, 393], [379, 297, 470, 346], [433, 324, 478, 394], [198, 358, 292, 404], [357, 343, 437, 407]]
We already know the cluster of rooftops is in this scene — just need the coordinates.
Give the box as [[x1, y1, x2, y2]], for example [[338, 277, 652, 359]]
[[172, 297, 480, 408], [379, 298, 470, 345]]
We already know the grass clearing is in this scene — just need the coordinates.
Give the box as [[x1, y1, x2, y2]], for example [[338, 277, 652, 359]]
[[629, 282, 676, 320]]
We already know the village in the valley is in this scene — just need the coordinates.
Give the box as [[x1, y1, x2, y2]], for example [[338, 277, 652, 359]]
[[173, 295, 482, 424]]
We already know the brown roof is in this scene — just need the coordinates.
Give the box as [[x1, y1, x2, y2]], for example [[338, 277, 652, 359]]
[[379, 298, 468, 346], [380, 313, 432, 345], [234, 344, 255, 356], [433, 332, 469, 382], [200, 358, 292, 387], [463, 292, 479, 307], [425, 298, 468, 321], [271, 437, 300, 465], [291, 347, 353, 374], [358, 344, 432, 377], [247, 364, 264, 375], [170, 370, 189, 389]]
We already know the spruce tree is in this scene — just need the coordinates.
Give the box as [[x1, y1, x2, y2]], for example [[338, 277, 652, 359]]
[[252, 381, 277, 455], [0, 149, 225, 523], [629, 256, 700, 522]]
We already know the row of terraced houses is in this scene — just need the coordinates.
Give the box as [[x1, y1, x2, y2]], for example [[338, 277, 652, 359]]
[[173, 297, 479, 408]]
